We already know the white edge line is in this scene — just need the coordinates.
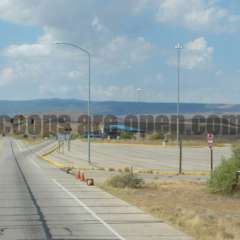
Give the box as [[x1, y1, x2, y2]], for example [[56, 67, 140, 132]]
[[31, 159, 41, 169], [52, 178, 126, 240], [15, 141, 23, 152]]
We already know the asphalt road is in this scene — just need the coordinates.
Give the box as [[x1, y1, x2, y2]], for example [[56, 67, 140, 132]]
[[52, 140, 232, 172], [0, 139, 192, 240]]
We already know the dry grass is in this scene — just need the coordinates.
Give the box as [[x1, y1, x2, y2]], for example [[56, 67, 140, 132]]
[[101, 181, 240, 240], [21, 137, 44, 146]]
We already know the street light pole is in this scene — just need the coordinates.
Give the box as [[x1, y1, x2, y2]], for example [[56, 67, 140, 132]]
[[175, 43, 183, 174], [56, 42, 92, 165], [136, 88, 144, 103]]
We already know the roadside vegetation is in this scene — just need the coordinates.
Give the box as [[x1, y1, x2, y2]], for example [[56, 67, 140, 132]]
[[208, 145, 240, 194], [147, 132, 165, 140], [106, 173, 145, 189], [101, 146, 240, 240], [102, 181, 240, 240], [120, 132, 135, 140]]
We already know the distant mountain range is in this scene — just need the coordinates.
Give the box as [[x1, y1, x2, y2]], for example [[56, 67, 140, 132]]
[[0, 98, 239, 116]]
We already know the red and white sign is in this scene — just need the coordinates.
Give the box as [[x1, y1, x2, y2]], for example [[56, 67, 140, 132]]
[[207, 133, 214, 149]]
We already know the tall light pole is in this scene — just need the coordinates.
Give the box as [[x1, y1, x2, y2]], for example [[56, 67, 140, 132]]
[[56, 42, 92, 165], [175, 43, 183, 174], [136, 88, 144, 113], [136, 88, 144, 129], [136, 88, 144, 103]]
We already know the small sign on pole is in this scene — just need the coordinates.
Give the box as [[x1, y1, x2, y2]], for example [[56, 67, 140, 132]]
[[208, 133, 214, 149], [207, 133, 214, 173]]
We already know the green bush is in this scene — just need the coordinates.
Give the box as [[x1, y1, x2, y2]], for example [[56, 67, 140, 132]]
[[120, 132, 134, 140], [71, 133, 80, 140], [208, 145, 240, 194], [148, 133, 164, 140], [107, 174, 145, 189]]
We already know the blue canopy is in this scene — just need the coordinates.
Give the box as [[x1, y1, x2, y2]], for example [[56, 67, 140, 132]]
[[109, 124, 143, 133]]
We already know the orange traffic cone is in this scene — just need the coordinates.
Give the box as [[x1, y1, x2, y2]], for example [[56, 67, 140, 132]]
[[81, 172, 85, 182], [76, 170, 81, 180]]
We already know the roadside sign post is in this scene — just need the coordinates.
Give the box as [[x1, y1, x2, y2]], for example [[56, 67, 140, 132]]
[[210, 147, 213, 173], [208, 133, 214, 174], [65, 133, 71, 152], [57, 134, 65, 154], [64, 128, 72, 152]]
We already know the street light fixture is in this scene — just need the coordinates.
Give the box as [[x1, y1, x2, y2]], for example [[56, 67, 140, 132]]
[[56, 42, 92, 165], [136, 88, 144, 103], [175, 43, 183, 174]]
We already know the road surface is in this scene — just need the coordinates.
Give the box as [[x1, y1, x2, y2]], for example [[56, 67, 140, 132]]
[[50, 140, 232, 172], [0, 138, 192, 240]]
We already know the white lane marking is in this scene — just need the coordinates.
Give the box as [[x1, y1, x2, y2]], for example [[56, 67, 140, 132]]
[[31, 159, 41, 169], [15, 141, 23, 152], [52, 179, 126, 240]]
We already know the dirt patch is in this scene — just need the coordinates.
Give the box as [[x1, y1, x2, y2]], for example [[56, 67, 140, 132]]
[[101, 181, 240, 240]]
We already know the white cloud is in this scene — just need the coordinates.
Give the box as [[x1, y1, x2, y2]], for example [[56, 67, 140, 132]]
[[93, 85, 137, 101], [183, 37, 214, 69], [169, 37, 213, 69], [1, 33, 154, 99], [68, 71, 83, 80], [155, 0, 240, 32], [1, 0, 238, 34], [0, 0, 35, 24], [91, 16, 106, 32], [0, 67, 15, 86], [97, 36, 154, 74], [0, 0, 233, 101], [5, 43, 51, 58], [0, 0, 155, 96]]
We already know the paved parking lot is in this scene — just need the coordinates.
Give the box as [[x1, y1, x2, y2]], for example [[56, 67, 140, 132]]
[[50, 140, 232, 172]]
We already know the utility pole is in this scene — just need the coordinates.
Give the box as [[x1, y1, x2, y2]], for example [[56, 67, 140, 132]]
[[175, 43, 183, 174], [56, 42, 92, 165]]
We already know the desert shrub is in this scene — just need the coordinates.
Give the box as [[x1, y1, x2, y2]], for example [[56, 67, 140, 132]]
[[107, 174, 145, 189], [71, 133, 80, 140], [148, 133, 164, 140], [208, 145, 240, 194], [120, 132, 134, 140]]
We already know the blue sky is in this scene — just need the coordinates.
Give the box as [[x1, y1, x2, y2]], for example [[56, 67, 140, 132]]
[[0, 0, 240, 103]]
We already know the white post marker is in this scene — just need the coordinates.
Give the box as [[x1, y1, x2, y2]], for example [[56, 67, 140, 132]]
[[207, 133, 214, 173]]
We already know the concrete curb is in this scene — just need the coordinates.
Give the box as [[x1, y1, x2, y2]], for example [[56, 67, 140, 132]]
[[41, 144, 60, 157], [40, 155, 65, 169], [38, 144, 66, 169]]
